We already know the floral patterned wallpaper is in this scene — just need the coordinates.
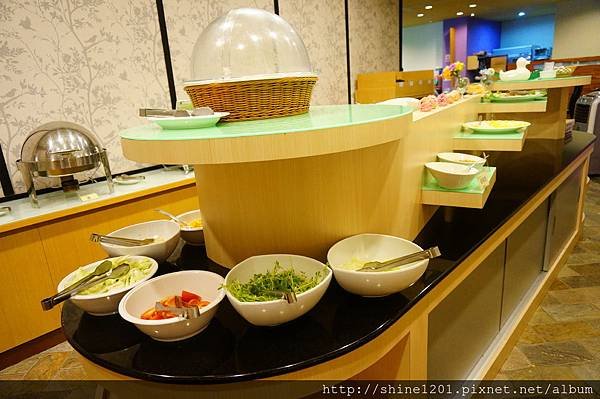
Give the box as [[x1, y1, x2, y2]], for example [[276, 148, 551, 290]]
[[0, 0, 170, 195], [279, 0, 348, 105], [348, 0, 399, 102], [0, 0, 401, 197]]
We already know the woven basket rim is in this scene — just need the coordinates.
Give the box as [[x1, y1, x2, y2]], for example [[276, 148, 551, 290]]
[[183, 72, 317, 87]]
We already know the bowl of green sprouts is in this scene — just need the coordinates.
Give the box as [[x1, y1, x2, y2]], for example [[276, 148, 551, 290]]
[[223, 255, 331, 326]]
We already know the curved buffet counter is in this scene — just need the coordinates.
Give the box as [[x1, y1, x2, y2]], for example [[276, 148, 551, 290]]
[[66, 78, 596, 393], [69, 132, 594, 388]]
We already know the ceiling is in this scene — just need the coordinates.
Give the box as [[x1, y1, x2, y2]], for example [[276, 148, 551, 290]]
[[402, 0, 560, 27]]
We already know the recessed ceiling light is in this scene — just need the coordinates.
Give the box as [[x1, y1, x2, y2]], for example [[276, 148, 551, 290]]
[[417, 13, 424, 17], [469, 4, 477, 8], [518, 11, 526, 16], [425, 5, 433, 9], [470, 13, 475, 16], [457, 11, 464, 16]]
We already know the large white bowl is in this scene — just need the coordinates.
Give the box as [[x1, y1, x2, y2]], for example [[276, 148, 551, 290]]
[[119, 270, 225, 342], [176, 210, 204, 246], [57, 256, 158, 316], [327, 234, 429, 297], [437, 152, 486, 171], [425, 161, 479, 190], [224, 254, 332, 326], [100, 220, 180, 263]]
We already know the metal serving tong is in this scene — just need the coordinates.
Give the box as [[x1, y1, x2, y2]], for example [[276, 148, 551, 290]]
[[139, 107, 214, 118], [155, 296, 202, 319], [41, 263, 130, 311], [265, 290, 298, 304], [0, 206, 11, 215], [90, 233, 154, 247], [357, 246, 441, 272]]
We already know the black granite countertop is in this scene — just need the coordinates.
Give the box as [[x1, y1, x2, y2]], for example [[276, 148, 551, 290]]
[[62, 132, 596, 384]]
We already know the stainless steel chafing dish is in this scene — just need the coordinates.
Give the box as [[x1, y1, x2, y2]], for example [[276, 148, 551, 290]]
[[16, 121, 114, 207]]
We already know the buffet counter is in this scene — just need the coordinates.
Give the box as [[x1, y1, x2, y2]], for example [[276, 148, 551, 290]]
[[67, 132, 595, 388], [0, 168, 198, 352]]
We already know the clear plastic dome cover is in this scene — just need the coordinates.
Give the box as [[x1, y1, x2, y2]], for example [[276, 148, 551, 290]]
[[188, 8, 314, 83]]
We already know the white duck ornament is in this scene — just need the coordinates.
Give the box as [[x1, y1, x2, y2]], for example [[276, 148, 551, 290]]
[[499, 57, 531, 81]]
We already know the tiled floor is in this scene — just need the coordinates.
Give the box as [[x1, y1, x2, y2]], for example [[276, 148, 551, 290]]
[[0, 341, 87, 380], [1, 178, 599, 381]]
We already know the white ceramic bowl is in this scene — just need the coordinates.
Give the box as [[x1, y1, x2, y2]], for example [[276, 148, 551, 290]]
[[437, 152, 486, 171], [224, 254, 332, 326], [119, 270, 225, 342], [425, 161, 479, 190], [540, 70, 556, 79], [57, 256, 158, 316], [100, 220, 180, 263], [176, 210, 204, 246], [327, 234, 428, 297]]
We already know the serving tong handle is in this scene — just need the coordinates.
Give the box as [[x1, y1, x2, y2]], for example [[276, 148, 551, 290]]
[[90, 233, 154, 247], [41, 263, 130, 311], [265, 290, 297, 304], [155, 296, 202, 319], [358, 246, 441, 272]]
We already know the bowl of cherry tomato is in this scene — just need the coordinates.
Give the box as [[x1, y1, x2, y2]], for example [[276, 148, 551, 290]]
[[118, 270, 225, 342]]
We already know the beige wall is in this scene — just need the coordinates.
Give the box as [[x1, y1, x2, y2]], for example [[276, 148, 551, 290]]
[[553, 0, 600, 59], [348, 0, 399, 102], [0, 0, 399, 196]]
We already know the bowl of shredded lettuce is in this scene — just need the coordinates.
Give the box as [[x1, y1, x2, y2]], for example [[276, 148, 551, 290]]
[[223, 255, 331, 326], [57, 256, 158, 316]]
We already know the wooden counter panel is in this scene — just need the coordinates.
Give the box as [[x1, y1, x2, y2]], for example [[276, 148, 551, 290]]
[[0, 183, 198, 353], [0, 229, 60, 351]]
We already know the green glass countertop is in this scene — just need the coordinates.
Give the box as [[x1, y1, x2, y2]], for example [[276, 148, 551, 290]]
[[454, 131, 525, 140], [120, 104, 410, 141]]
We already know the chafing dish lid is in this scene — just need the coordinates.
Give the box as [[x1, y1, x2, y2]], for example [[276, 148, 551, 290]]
[[20, 121, 102, 164]]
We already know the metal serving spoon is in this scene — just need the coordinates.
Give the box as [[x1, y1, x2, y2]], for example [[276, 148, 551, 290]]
[[357, 246, 441, 272], [41, 263, 130, 311], [154, 209, 191, 227]]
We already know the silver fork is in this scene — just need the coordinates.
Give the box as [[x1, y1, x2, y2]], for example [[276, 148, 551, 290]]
[[90, 233, 154, 247]]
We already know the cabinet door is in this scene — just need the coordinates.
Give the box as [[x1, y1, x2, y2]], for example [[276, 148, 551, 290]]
[[428, 244, 505, 380], [545, 166, 582, 269], [502, 199, 548, 326], [0, 229, 60, 351]]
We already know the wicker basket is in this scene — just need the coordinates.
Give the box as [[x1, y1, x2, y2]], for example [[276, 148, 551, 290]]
[[184, 76, 317, 121]]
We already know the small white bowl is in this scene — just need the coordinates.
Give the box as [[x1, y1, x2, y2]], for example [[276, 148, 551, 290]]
[[176, 210, 204, 246], [425, 161, 479, 190], [540, 70, 556, 79], [437, 152, 486, 171], [224, 254, 332, 327], [57, 256, 158, 316], [119, 270, 225, 342], [100, 220, 180, 263], [327, 234, 428, 297]]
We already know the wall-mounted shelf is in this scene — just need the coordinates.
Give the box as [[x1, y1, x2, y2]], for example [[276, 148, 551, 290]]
[[421, 167, 496, 209], [478, 101, 547, 114], [453, 130, 526, 152]]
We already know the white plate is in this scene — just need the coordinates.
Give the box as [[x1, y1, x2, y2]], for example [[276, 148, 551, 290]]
[[148, 112, 229, 130]]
